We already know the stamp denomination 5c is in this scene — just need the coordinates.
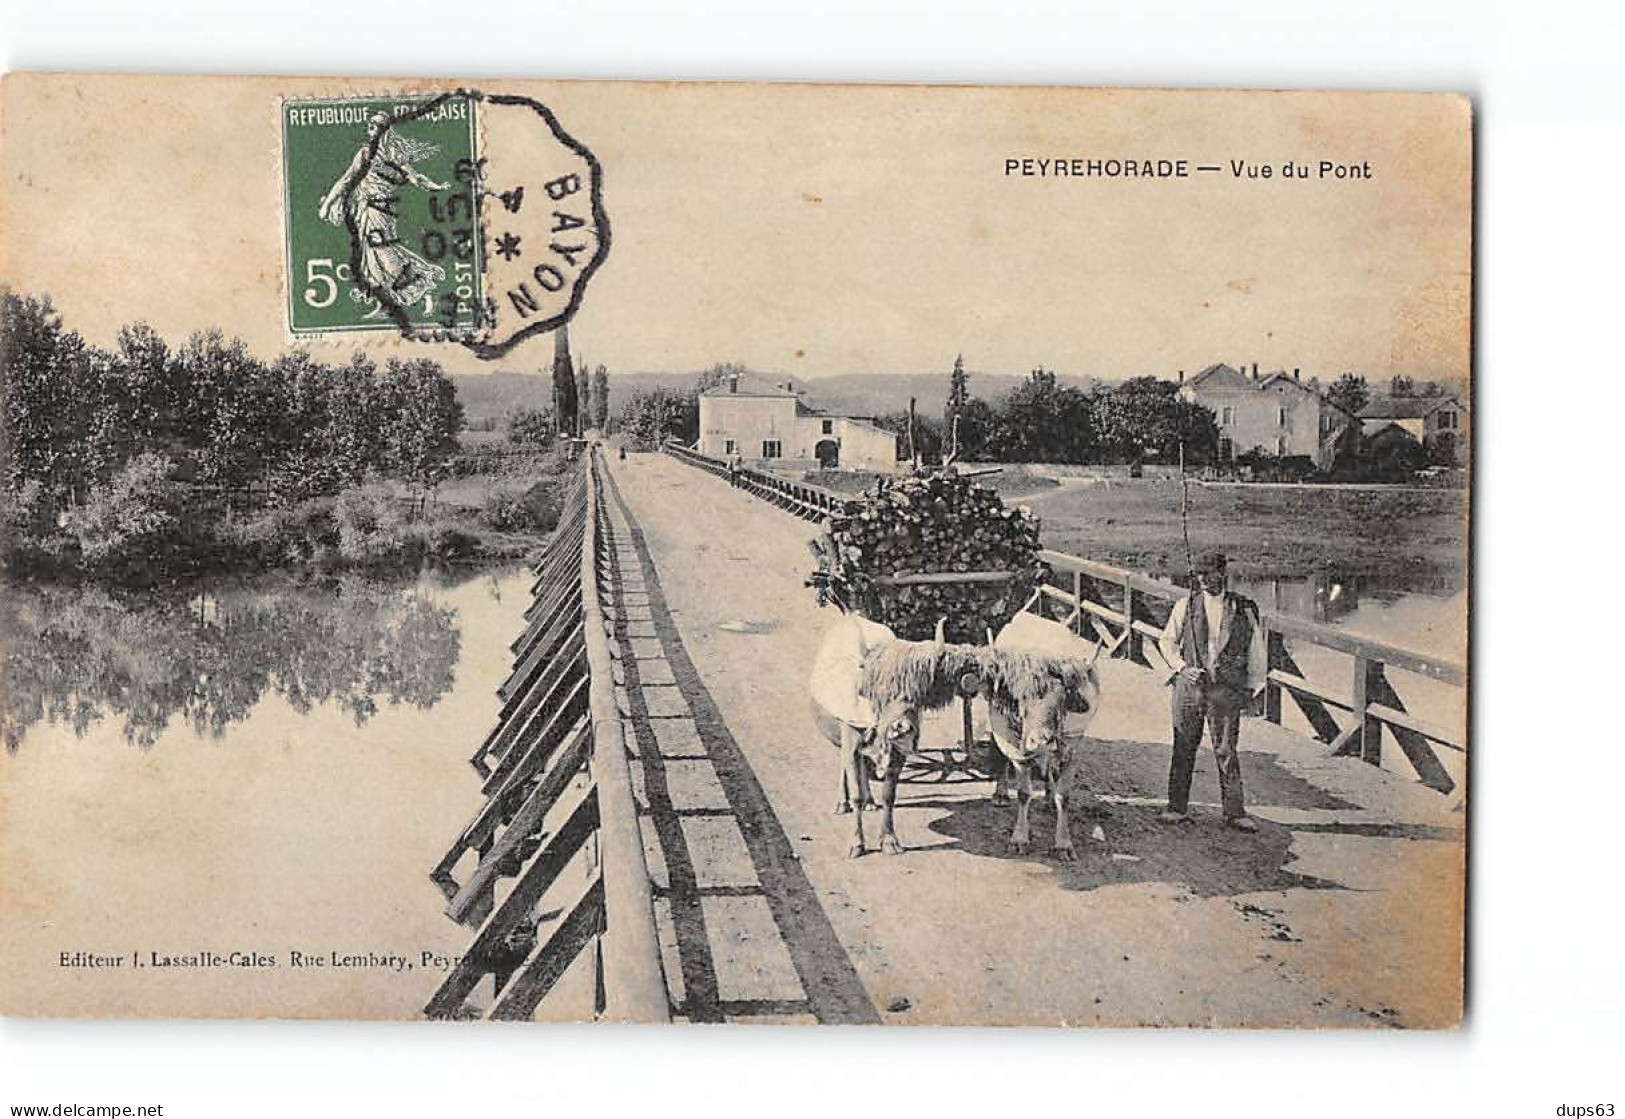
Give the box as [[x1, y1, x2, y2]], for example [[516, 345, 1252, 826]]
[[281, 90, 608, 359]]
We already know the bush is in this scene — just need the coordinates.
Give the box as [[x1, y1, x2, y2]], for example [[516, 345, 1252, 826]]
[[334, 485, 426, 564], [481, 479, 563, 534], [65, 454, 189, 568], [229, 496, 340, 565]]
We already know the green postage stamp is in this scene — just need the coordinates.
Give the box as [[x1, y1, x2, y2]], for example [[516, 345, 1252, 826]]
[[282, 94, 484, 336], [281, 91, 609, 358]]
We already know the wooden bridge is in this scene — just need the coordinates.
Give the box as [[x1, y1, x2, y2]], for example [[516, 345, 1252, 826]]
[[419, 446, 1465, 1027]]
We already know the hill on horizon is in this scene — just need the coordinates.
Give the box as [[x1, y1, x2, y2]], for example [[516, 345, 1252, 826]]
[[450, 368, 1097, 425]]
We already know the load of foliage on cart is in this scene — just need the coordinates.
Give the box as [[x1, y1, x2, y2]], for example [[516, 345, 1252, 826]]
[[807, 470, 1047, 644]]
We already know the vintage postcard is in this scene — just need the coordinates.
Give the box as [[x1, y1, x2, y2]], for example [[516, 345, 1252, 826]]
[[0, 75, 1470, 1025]]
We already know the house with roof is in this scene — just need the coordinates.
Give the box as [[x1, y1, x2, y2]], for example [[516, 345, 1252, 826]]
[[1178, 362, 1357, 467], [696, 371, 901, 471], [1358, 394, 1469, 465]]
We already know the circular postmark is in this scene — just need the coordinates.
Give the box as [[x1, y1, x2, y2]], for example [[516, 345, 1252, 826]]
[[319, 88, 609, 360]]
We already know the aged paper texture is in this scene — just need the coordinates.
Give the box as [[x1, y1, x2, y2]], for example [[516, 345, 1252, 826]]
[[0, 74, 1469, 1024]]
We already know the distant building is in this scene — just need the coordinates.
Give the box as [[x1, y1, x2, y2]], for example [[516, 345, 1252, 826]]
[[1358, 394, 1469, 464], [1179, 362, 1357, 467], [696, 371, 901, 470]]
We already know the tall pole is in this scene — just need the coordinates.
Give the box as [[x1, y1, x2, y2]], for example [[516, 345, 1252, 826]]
[[1179, 428, 1194, 585], [907, 396, 918, 465]]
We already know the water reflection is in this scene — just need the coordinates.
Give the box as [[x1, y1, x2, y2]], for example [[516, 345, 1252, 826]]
[[1230, 571, 1465, 662], [1231, 572, 1457, 627], [1, 574, 462, 751]]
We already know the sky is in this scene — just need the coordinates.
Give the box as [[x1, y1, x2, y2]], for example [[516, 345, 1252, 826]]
[[1, 75, 1471, 385]]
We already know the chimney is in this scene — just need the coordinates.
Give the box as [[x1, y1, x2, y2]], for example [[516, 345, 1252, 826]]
[[1293, 367, 1301, 382], [1177, 369, 1185, 384], [1252, 362, 1259, 379], [728, 374, 739, 394]]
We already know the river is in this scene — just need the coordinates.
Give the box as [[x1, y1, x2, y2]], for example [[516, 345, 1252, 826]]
[[1230, 571, 1467, 789], [0, 565, 532, 1019]]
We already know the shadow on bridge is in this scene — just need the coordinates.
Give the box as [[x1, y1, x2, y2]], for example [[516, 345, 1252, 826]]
[[601, 467, 882, 1026], [913, 737, 1365, 897]]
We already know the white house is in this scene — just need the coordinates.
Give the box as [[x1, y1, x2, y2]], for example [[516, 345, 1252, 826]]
[[696, 372, 901, 471], [1179, 362, 1357, 467]]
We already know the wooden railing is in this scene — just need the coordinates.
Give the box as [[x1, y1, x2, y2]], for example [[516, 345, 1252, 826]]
[[661, 439, 1465, 793], [424, 448, 669, 1022], [663, 440, 856, 522], [1031, 551, 1466, 793]]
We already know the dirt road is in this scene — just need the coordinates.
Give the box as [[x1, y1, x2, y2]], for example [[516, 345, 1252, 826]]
[[604, 451, 1464, 1028]]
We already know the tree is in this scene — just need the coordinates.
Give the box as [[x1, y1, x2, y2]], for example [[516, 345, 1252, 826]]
[[322, 352, 385, 486], [1, 291, 98, 506], [1327, 372, 1371, 417], [985, 367, 1095, 463], [874, 411, 942, 464], [574, 359, 591, 434], [267, 350, 341, 497], [954, 396, 998, 461], [944, 353, 969, 458], [695, 362, 750, 394], [507, 406, 555, 448], [618, 388, 696, 448], [590, 364, 610, 428], [376, 357, 463, 487], [1389, 374, 1415, 397], [65, 452, 184, 567], [552, 326, 578, 435], [173, 329, 279, 491], [1091, 376, 1219, 465]]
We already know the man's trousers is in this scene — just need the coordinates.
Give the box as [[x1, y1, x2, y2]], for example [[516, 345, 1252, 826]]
[[1168, 677, 1247, 819]]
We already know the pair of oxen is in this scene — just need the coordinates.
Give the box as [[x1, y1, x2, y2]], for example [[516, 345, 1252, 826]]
[[810, 610, 1103, 860]]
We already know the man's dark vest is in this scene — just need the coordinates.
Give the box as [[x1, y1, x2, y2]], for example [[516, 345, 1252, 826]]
[[1179, 591, 1259, 692]]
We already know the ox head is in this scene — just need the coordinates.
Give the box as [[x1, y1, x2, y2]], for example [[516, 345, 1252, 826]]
[[986, 613, 1103, 763], [855, 618, 956, 772]]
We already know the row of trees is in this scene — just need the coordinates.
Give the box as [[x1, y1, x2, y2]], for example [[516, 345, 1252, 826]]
[[610, 358, 1223, 465], [1322, 371, 1455, 418], [507, 360, 611, 448], [906, 359, 1220, 466], [2, 291, 464, 549]]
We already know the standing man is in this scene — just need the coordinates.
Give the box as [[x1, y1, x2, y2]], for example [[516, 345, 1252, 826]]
[[1157, 549, 1268, 832]]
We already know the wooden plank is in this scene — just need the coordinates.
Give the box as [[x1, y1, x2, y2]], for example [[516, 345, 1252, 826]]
[[1272, 643, 1349, 745], [483, 676, 590, 799], [512, 579, 576, 652], [580, 452, 671, 1024], [488, 875, 606, 1021], [435, 706, 591, 889], [1366, 669, 1458, 794], [499, 602, 584, 705], [447, 730, 595, 925], [485, 629, 586, 765], [1365, 702, 1462, 752], [1354, 657, 1381, 766], [475, 624, 583, 771], [872, 570, 1014, 586], [1038, 548, 1465, 685], [422, 791, 601, 1020], [1266, 668, 1353, 711]]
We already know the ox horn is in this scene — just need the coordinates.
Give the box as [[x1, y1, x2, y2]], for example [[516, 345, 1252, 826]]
[[933, 617, 947, 651]]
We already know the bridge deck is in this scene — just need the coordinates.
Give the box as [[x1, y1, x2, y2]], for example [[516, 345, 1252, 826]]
[[603, 451, 1464, 1027]]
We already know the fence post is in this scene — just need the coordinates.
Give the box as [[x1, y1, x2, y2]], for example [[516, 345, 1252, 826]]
[[1264, 628, 1283, 725], [1351, 655, 1384, 766], [1072, 570, 1085, 638], [1121, 579, 1143, 664]]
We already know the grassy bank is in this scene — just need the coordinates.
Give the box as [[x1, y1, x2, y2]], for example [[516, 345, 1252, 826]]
[[2, 448, 577, 585], [793, 466, 1465, 584], [1026, 478, 1466, 583]]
